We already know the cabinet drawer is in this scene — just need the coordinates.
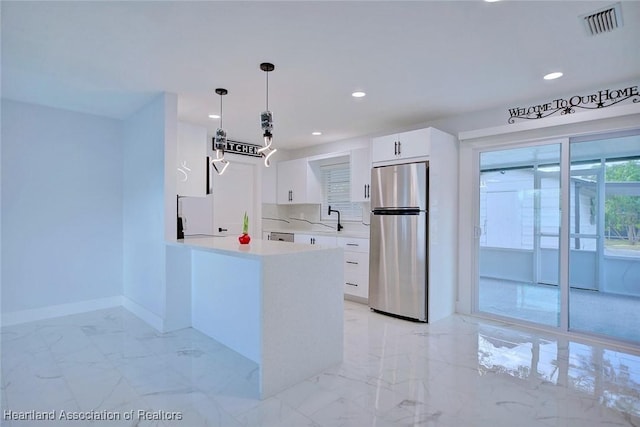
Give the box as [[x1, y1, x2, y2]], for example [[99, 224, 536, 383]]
[[344, 251, 369, 274], [344, 273, 369, 299], [337, 237, 369, 253]]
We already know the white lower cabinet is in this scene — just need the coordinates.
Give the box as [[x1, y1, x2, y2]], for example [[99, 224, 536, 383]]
[[294, 233, 337, 246], [294, 234, 370, 302], [337, 237, 369, 301]]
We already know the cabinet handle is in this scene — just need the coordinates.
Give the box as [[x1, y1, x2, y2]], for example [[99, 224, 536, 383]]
[[346, 282, 358, 287], [346, 261, 358, 265], [366, 184, 370, 199], [397, 140, 402, 156], [288, 190, 293, 202], [218, 227, 228, 232], [311, 237, 315, 244], [394, 141, 398, 156], [346, 243, 359, 247], [364, 184, 367, 199]]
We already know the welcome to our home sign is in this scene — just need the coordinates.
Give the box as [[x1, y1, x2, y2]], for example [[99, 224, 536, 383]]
[[508, 85, 639, 123]]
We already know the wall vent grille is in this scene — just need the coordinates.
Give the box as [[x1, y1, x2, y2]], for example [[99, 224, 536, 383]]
[[581, 3, 623, 36]]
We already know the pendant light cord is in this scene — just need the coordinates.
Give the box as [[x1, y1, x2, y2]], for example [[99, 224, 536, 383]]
[[265, 71, 269, 111], [219, 94, 223, 128]]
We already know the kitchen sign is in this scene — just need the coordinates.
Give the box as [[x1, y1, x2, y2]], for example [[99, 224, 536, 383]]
[[508, 85, 639, 123], [214, 139, 263, 158]]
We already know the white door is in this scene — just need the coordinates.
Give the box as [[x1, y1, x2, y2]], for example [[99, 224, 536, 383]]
[[212, 161, 257, 236]]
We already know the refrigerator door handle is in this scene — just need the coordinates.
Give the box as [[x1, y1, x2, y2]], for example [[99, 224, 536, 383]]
[[372, 208, 422, 215]]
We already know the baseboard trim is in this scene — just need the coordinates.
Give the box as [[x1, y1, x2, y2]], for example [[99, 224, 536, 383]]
[[121, 296, 164, 332], [1, 296, 123, 327]]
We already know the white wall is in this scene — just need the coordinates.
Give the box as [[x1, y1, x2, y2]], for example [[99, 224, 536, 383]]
[[122, 93, 177, 328], [1, 100, 123, 317]]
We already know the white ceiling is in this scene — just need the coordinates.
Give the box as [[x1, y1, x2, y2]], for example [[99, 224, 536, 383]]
[[2, 1, 639, 149]]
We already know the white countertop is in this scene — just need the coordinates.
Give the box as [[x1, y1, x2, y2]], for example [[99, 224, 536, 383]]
[[171, 235, 340, 258], [263, 227, 370, 239]]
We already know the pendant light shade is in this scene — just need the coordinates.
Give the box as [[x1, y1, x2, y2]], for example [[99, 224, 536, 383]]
[[258, 62, 277, 167], [211, 88, 229, 175]]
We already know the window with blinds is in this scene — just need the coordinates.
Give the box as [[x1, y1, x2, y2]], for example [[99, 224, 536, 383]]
[[320, 162, 363, 221]]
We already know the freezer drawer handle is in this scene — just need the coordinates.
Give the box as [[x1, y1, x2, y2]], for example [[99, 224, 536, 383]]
[[345, 282, 358, 287]]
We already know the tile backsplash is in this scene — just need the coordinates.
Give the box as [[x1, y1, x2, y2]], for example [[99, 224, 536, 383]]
[[262, 203, 370, 235]]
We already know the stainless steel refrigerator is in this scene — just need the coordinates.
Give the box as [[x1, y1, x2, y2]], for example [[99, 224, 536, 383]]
[[369, 161, 428, 321]]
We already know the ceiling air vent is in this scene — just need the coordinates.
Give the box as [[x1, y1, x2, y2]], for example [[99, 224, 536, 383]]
[[581, 2, 623, 36]]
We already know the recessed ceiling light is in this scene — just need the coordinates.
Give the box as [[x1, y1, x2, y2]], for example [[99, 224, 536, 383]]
[[312, 131, 322, 136], [485, 0, 500, 3], [208, 114, 220, 119], [352, 91, 366, 98], [543, 72, 563, 80]]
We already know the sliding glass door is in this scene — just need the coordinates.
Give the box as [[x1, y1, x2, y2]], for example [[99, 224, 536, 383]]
[[476, 131, 640, 344], [478, 144, 561, 327], [569, 134, 640, 343]]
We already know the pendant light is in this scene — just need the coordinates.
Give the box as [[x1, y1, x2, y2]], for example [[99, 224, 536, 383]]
[[211, 88, 230, 175], [257, 62, 277, 167]]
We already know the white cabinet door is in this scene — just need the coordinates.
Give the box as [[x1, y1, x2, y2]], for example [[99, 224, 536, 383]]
[[371, 128, 432, 165], [294, 233, 313, 244], [294, 233, 337, 246], [371, 134, 398, 164], [396, 128, 430, 160], [277, 159, 302, 204], [177, 122, 208, 197], [276, 158, 321, 204], [350, 147, 371, 202]]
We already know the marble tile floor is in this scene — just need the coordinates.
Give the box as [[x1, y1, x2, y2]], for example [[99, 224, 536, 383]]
[[479, 277, 640, 342], [2, 301, 640, 426]]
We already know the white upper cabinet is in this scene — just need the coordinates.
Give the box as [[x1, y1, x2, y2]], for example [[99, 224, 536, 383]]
[[350, 147, 371, 202], [276, 158, 321, 204], [371, 128, 432, 165], [177, 122, 209, 197]]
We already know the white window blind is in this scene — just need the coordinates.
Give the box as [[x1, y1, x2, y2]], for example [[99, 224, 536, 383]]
[[320, 162, 363, 221]]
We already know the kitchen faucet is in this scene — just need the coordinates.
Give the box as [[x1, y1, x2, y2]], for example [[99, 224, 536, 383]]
[[327, 205, 343, 231]]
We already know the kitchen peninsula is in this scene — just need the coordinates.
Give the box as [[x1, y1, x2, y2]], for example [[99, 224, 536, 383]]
[[169, 236, 344, 399]]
